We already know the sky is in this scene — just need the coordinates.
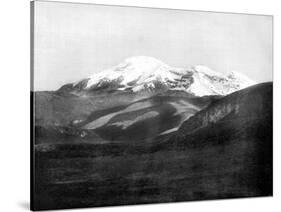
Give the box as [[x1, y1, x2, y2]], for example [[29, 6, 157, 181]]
[[33, 0, 273, 91]]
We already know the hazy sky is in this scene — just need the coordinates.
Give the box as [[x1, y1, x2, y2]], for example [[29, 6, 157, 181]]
[[33, 1, 273, 91]]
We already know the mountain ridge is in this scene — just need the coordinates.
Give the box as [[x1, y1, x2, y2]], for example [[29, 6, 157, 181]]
[[174, 82, 272, 139]]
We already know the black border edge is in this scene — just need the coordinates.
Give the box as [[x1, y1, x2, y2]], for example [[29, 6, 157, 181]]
[[30, 1, 35, 211]]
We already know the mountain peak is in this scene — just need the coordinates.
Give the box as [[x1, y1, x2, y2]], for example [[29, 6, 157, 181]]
[[120, 56, 167, 68], [111, 56, 172, 80], [227, 71, 255, 83]]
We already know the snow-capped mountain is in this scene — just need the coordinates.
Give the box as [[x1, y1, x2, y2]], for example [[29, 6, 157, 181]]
[[60, 56, 255, 96]]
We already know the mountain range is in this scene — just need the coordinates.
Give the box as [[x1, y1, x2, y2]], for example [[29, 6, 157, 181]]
[[58, 56, 255, 96], [35, 56, 259, 142]]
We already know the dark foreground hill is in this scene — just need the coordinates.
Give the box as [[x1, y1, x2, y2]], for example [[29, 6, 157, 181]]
[[32, 82, 272, 210]]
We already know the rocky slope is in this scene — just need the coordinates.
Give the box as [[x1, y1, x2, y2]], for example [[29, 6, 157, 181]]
[[34, 91, 219, 143]]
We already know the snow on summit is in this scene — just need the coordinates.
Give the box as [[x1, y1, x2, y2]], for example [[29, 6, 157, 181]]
[[69, 56, 256, 96], [84, 56, 183, 90]]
